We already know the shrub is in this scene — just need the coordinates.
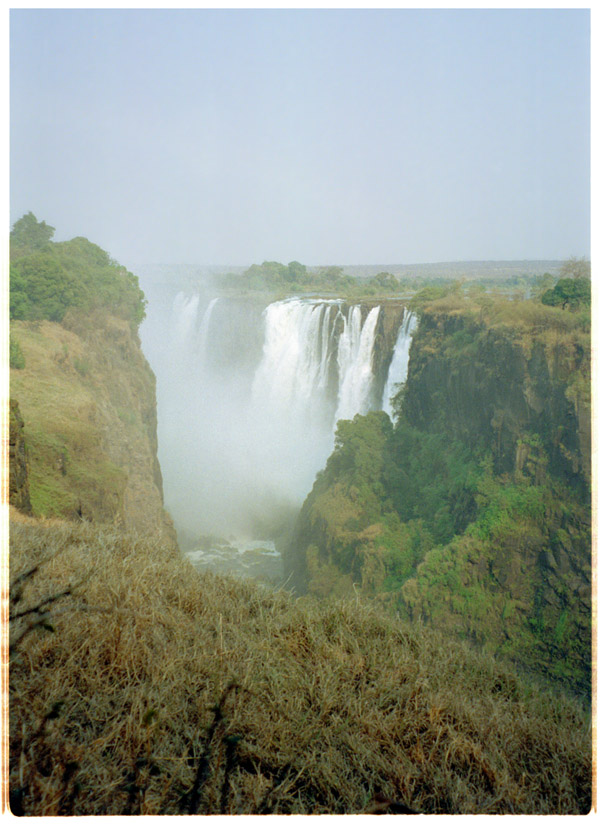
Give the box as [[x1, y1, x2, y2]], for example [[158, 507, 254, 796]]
[[10, 338, 25, 369]]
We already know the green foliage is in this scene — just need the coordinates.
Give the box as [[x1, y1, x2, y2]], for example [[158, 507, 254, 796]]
[[10, 212, 55, 256], [73, 357, 90, 377], [9, 215, 146, 327], [215, 261, 413, 298], [541, 277, 591, 311], [383, 423, 480, 544], [372, 271, 400, 290], [408, 281, 463, 313], [332, 412, 393, 491], [10, 338, 26, 369], [470, 470, 546, 542]]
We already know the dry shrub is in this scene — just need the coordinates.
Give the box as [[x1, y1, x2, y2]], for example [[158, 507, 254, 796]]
[[9, 517, 591, 815]]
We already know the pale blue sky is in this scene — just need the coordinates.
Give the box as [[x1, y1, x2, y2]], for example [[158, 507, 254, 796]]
[[10, 9, 590, 267]]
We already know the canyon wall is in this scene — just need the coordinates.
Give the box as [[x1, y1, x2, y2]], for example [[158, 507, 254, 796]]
[[289, 297, 591, 693]]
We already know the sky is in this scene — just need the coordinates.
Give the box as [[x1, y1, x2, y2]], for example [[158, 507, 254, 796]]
[[9, 8, 590, 268]]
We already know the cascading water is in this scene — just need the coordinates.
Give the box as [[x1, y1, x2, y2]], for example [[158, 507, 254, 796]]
[[141, 291, 417, 578], [172, 292, 200, 351], [335, 305, 381, 421], [197, 297, 219, 366], [382, 310, 418, 416], [251, 299, 337, 431]]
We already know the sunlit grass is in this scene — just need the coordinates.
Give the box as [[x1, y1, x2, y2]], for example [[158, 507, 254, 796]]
[[9, 513, 591, 815]]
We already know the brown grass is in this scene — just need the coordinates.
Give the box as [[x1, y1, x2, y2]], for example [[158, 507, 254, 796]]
[[9, 516, 592, 815]]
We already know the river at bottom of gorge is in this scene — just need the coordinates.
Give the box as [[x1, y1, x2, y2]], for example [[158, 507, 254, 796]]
[[185, 537, 283, 583]]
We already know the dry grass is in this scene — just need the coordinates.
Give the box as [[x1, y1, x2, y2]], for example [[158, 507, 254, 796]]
[[9, 516, 592, 815]]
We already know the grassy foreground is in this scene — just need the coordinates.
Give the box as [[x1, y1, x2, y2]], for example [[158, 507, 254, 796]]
[[9, 513, 591, 815]]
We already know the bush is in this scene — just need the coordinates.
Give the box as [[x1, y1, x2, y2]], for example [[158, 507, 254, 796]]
[[73, 357, 90, 377], [9, 338, 25, 369]]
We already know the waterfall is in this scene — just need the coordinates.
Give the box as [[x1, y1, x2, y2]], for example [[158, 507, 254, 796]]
[[382, 309, 418, 416], [335, 305, 381, 422], [172, 292, 200, 349], [197, 297, 219, 366], [252, 299, 382, 434], [251, 298, 336, 429]]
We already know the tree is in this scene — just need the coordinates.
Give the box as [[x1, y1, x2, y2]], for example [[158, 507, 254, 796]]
[[286, 260, 307, 282], [541, 277, 591, 310], [373, 271, 400, 290], [10, 212, 55, 255], [531, 272, 555, 298], [560, 257, 590, 280]]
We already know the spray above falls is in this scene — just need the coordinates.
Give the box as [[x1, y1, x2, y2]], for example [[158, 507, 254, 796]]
[[142, 294, 417, 539]]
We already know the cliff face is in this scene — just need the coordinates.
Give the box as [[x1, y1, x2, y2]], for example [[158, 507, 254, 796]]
[[402, 309, 590, 489], [10, 312, 175, 544], [288, 299, 591, 693]]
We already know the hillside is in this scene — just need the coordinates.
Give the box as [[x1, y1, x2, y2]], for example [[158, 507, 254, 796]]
[[9, 513, 591, 815]]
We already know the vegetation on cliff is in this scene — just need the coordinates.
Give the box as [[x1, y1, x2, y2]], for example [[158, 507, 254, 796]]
[[9, 215, 171, 540], [289, 288, 591, 695], [10, 212, 146, 327], [9, 514, 591, 815]]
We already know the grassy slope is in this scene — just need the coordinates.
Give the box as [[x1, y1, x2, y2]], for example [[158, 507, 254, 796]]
[[10, 316, 170, 539], [9, 513, 591, 815]]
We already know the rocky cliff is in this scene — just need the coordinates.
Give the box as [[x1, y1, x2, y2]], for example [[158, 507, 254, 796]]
[[10, 311, 175, 544], [402, 305, 590, 489], [288, 295, 591, 693]]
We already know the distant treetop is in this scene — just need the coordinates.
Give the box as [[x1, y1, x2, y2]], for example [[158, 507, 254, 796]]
[[559, 257, 591, 280], [10, 212, 55, 253]]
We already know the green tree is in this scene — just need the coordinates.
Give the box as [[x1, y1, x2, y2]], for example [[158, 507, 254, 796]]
[[373, 271, 400, 290], [9, 214, 146, 327], [541, 277, 591, 310], [10, 212, 55, 256], [286, 260, 307, 282]]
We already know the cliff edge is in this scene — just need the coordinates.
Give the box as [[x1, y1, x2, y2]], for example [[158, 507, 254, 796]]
[[9, 213, 175, 544]]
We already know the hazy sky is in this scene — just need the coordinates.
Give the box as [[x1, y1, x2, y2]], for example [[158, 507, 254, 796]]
[[10, 9, 590, 268]]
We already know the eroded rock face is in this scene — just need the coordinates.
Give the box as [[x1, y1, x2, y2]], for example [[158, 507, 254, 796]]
[[9, 399, 32, 514]]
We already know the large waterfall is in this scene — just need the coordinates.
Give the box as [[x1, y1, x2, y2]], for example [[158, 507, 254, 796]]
[[141, 293, 417, 543]]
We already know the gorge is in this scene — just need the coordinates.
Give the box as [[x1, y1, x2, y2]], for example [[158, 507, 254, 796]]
[[140, 276, 591, 695], [140, 291, 416, 551]]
